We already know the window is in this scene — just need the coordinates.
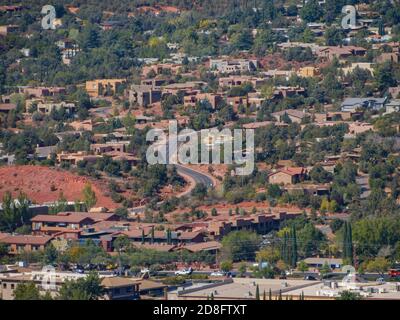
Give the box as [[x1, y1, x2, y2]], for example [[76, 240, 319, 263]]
[[3, 283, 6, 289], [11, 284, 15, 290]]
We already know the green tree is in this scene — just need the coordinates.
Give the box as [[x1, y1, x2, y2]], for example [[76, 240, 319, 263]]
[[342, 222, 354, 265], [336, 291, 363, 300], [238, 262, 247, 277], [0, 191, 32, 232], [298, 261, 308, 273], [319, 262, 331, 278], [221, 231, 261, 261], [58, 272, 104, 300], [220, 260, 233, 273], [255, 284, 260, 300], [375, 61, 397, 91], [122, 112, 136, 135], [43, 243, 58, 265], [300, 0, 323, 22], [13, 282, 40, 300], [366, 257, 390, 277], [82, 183, 97, 211]]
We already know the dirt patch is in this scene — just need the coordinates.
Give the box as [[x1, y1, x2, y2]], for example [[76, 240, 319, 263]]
[[0, 165, 118, 209]]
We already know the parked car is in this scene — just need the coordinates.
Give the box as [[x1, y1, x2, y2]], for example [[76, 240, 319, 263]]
[[376, 277, 385, 284], [304, 275, 317, 281], [174, 267, 193, 276], [210, 270, 225, 277]]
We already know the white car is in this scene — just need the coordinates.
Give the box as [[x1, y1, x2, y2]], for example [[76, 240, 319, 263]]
[[175, 267, 193, 276], [210, 271, 225, 277]]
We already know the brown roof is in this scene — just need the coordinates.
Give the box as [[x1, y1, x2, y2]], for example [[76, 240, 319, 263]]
[[182, 241, 222, 252], [115, 229, 149, 238], [139, 279, 167, 291], [0, 234, 52, 245], [31, 212, 95, 224], [0, 232, 10, 241], [179, 231, 204, 240], [0, 103, 17, 111], [269, 167, 306, 177], [101, 277, 141, 288], [132, 243, 177, 252]]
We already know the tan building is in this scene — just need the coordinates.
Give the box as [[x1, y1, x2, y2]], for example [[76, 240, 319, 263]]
[[218, 76, 266, 89], [183, 92, 223, 109], [271, 109, 311, 123], [56, 151, 101, 165], [376, 52, 399, 64], [37, 102, 76, 115], [85, 79, 126, 98], [142, 63, 181, 77], [297, 66, 320, 78], [90, 142, 126, 154], [101, 277, 141, 300], [0, 25, 18, 36], [0, 234, 52, 255], [267, 167, 307, 185], [0, 272, 140, 300]]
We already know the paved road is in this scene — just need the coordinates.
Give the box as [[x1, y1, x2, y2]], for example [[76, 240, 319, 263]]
[[130, 165, 214, 214], [175, 164, 214, 188]]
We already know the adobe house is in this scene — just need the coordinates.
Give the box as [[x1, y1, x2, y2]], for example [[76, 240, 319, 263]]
[[0, 234, 52, 255], [267, 167, 308, 185], [31, 212, 96, 235]]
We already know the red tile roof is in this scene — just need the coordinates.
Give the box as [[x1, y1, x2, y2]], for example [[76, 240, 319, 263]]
[[31, 212, 95, 224], [0, 234, 52, 245]]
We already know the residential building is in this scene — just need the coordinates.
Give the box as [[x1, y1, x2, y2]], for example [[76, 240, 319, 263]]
[[0, 234, 52, 255], [142, 63, 181, 77], [18, 86, 66, 98], [37, 102, 77, 115], [128, 85, 162, 107], [56, 152, 101, 165], [317, 46, 367, 61], [85, 79, 126, 98], [376, 52, 399, 64], [90, 142, 126, 154], [183, 93, 223, 109], [0, 25, 18, 36], [385, 99, 400, 114], [341, 97, 387, 112], [101, 277, 141, 300], [297, 66, 320, 78], [209, 58, 258, 74], [271, 109, 311, 123], [31, 212, 97, 236], [303, 257, 343, 269], [0, 103, 17, 114], [218, 76, 266, 89], [267, 167, 308, 185]]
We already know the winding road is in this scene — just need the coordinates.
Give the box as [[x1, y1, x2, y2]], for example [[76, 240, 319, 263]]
[[129, 164, 214, 214]]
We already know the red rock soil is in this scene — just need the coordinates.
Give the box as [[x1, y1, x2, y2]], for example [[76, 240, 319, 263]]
[[0, 165, 118, 209]]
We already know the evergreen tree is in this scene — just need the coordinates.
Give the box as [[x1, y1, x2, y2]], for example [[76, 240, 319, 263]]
[[290, 226, 298, 268], [342, 222, 354, 264], [255, 284, 260, 300]]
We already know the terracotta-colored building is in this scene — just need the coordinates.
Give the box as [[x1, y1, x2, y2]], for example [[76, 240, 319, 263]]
[[85, 79, 126, 98], [0, 234, 52, 254], [267, 167, 308, 185]]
